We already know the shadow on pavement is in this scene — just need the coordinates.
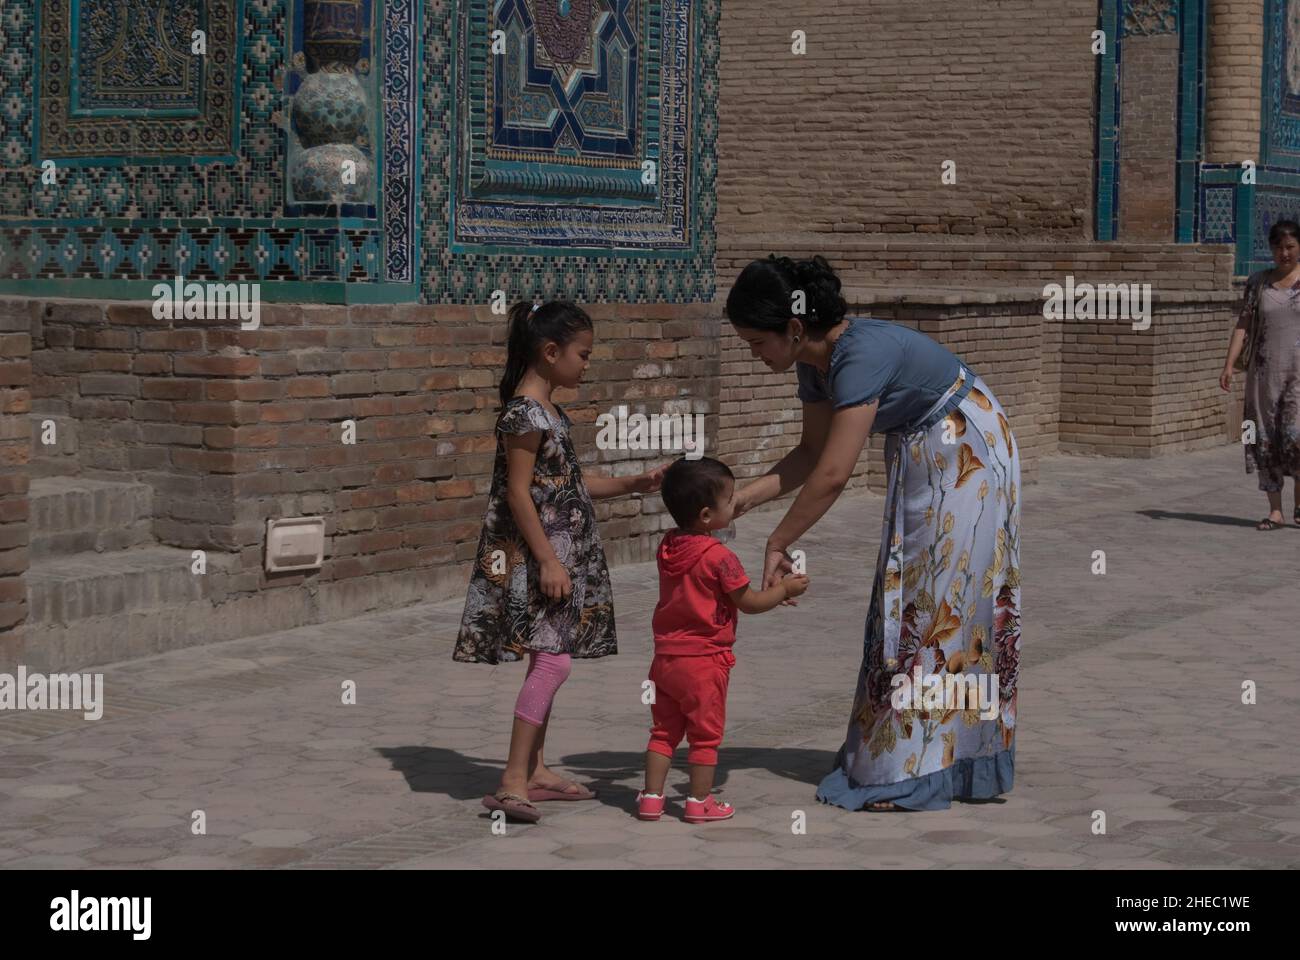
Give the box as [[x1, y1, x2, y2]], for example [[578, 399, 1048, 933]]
[[378, 745, 838, 814], [1136, 509, 1266, 528], [376, 746, 503, 801]]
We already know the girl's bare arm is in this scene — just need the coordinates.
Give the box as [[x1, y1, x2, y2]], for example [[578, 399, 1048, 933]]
[[504, 432, 558, 566]]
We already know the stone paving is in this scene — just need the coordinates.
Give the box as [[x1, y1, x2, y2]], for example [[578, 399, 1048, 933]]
[[1, 445, 1298, 869]]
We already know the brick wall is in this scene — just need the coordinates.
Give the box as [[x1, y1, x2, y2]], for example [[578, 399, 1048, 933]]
[[718, 241, 1234, 293], [717, 1, 1098, 245], [21, 298, 717, 616], [0, 298, 31, 650], [1058, 307, 1159, 455], [714, 2, 1239, 298], [1119, 33, 1179, 240], [1058, 291, 1244, 456], [1152, 294, 1247, 452]]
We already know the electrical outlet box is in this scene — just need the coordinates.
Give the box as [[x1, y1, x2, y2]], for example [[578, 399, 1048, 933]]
[[265, 517, 326, 573]]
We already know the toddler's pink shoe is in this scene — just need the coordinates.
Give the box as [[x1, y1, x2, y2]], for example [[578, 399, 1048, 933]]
[[684, 795, 734, 823], [636, 792, 666, 821]]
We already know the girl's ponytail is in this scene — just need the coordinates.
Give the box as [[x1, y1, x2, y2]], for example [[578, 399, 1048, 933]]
[[499, 301, 537, 409], [497, 300, 595, 409]]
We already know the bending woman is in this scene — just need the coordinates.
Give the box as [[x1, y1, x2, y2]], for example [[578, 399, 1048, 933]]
[[728, 255, 1022, 812]]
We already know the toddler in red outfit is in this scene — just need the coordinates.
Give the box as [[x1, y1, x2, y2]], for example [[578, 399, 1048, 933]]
[[638, 457, 810, 823]]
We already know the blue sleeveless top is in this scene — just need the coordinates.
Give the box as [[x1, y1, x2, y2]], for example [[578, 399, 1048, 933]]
[[795, 317, 973, 434]]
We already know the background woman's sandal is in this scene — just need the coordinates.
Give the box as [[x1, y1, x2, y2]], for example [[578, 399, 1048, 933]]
[[482, 792, 541, 823], [1257, 517, 1285, 531]]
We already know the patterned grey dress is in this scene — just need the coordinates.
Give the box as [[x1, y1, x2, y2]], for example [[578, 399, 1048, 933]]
[[1241, 271, 1300, 492], [454, 396, 617, 664]]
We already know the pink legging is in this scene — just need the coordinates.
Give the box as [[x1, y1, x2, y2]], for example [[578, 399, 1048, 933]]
[[513, 652, 572, 727]]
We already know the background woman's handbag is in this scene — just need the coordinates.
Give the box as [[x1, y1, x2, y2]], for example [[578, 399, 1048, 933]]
[[1234, 278, 1261, 372]]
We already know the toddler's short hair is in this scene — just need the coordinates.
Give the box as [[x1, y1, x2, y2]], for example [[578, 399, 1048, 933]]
[[660, 457, 734, 528]]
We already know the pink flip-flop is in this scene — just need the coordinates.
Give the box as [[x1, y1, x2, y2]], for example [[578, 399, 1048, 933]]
[[527, 779, 598, 802], [482, 792, 542, 823]]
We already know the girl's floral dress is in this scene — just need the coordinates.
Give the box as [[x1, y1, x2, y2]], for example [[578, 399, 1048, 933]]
[[454, 397, 617, 664]]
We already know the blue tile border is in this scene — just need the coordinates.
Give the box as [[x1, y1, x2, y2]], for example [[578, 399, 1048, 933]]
[[1095, 0, 1122, 242], [1175, 0, 1205, 243]]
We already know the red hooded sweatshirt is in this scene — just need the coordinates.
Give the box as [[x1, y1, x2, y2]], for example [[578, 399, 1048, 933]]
[[652, 530, 752, 656]]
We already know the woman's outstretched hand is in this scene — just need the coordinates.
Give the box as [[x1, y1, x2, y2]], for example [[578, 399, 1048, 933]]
[[630, 463, 670, 494], [763, 542, 798, 606], [734, 484, 761, 520]]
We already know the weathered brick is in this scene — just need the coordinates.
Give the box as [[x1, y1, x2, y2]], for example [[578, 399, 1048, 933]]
[[435, 480, 475, 499], [142, 379, 202, 401], [174, 355, 261, 377], [286, 376, 331, 398], [139, 330, 204, 351], [296, 351, 346, 373], [0, 361, 33, 387]]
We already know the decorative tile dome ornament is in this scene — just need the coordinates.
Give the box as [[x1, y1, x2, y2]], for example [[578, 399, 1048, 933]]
[[303, 0, 366, 70], [288, 0, 374, 204]]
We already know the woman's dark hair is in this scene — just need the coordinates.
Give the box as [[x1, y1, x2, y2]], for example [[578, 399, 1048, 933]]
[[1269, 219, 1300, 247], [499, 300, 593, 408], [660, 456, 734, 528], [724, 254, 847, 335]]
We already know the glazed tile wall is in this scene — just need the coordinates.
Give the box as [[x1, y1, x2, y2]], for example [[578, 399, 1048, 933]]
[[0, 0, 719, 304]]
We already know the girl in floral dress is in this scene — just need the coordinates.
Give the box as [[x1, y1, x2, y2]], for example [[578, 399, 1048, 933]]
[[455, 300, 666, 823]]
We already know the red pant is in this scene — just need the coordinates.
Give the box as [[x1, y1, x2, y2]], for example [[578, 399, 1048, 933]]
[[646, 651, 735, 765]]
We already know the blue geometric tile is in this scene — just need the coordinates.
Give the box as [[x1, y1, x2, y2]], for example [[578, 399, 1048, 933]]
[[127, 233, 161, 278], [202, 232, 239, 280], [52, 231, 86, 276], [1201, 185, 1235, 243], [357, 232, 381, 280], [168, 231, 202, 278], [89, 229, 126, 277], [100, 171, 128, 216], [249, 230, 278, 280]]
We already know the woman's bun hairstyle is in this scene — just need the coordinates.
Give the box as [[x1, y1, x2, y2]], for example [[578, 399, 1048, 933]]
[[724, 254, 847, 335]]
